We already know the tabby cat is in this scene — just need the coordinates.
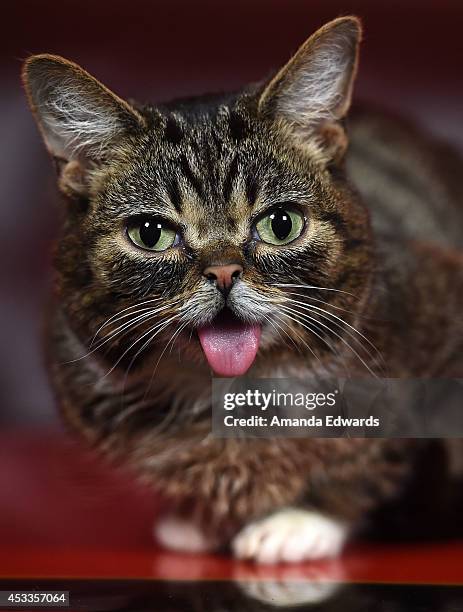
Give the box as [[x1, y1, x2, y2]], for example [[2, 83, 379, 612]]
[[22, 16, 463, 563]]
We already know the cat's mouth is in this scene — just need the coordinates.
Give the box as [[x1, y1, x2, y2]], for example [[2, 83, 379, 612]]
[[197, 308, 261, 377]]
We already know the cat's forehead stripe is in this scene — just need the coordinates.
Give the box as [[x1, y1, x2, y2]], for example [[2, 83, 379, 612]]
[[222, 153, 239, 204], [179, 154, 203, 199], [164, 115, 184, 145], [165, 175, 182, 213], [227, 110, 249, 142], [245, 172, 260, 207], [123, 104, 318, 219]]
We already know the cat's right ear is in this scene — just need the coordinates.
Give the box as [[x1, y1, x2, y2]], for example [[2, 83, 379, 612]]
[[258, 17, 361, 164], [22, 55, 146, 198]]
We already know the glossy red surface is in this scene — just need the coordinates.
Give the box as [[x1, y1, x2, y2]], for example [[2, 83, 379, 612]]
[[1, 430, 462, 584]]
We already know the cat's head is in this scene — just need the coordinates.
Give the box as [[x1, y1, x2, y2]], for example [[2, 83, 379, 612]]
[[23, 16, 373, 378]]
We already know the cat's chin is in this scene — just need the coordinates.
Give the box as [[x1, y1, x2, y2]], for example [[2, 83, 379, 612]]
[[197, 309, 262, 377]]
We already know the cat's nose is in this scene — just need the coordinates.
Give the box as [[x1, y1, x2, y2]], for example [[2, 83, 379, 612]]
[[203, 263, 243, 295]]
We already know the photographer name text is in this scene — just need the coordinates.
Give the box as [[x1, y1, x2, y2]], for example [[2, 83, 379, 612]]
[[222, 389, 380, 429]]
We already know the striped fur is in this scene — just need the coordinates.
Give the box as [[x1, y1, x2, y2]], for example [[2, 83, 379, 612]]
[[22, 16, 463, 554]]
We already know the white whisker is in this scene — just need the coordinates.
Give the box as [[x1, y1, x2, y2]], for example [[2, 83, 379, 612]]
[[282, 290, 360, 316], [91, 296, 167, 340], [142, 319, 190, 402], [271, 282, 356, 298], [103, 314, 179, 378], [271, 312, 330, 374], [279, 304, 378, 377], [277, 308, 342, 363], [285, 297, 383, 364], [65, 299, 180, 365]]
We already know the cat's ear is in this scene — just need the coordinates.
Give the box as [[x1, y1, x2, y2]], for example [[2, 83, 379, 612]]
[[258, 16, 361, 163], [22, 54, 146, 197]]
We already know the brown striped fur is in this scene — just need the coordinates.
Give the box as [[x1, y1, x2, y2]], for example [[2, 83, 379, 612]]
[[22, 17, 463, 548]]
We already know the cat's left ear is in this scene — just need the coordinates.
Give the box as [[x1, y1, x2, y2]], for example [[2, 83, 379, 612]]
[[258, 16, 361, 163], [22, 54, 146, 197]]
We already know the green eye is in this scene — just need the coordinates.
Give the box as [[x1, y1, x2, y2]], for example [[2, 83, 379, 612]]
[[126, 216, 178, 252], [255, 206, 305, 245]]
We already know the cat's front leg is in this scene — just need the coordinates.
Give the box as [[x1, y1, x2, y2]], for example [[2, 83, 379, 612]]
[[232, 508, 348, 564]]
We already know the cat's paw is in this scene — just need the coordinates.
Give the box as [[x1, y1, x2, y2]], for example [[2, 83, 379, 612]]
[[232, 508, 348, 564], [154, 515, 217, 554]]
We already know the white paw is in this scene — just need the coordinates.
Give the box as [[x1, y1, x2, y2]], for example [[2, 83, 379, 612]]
[[232, 508, 348, 564], [154, 515, 217, 554]]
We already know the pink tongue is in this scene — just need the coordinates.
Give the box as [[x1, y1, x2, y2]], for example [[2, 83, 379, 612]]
[[198, 310, 261, 377]]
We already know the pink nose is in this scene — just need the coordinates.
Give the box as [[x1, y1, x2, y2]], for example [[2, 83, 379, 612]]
[[203, 263, 243, 292]]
